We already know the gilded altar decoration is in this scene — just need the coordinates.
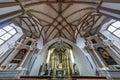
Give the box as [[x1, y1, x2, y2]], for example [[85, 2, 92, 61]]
[[42, 41, 75, 78]]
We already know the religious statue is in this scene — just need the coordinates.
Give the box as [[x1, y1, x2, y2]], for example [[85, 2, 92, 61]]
[[57, 63, 63, 69], [73, 64, 79, 75], [47, 65, 51, 76]]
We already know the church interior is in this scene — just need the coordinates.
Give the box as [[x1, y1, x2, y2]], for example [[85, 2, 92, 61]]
[[0, 0, 120, 80]]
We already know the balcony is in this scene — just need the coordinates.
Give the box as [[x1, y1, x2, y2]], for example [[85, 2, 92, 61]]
[[0, 68, 27, 79]]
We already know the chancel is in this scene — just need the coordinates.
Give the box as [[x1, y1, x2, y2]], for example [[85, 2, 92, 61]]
[[0, 0, 120, 80], [46, 41, 73, 78]]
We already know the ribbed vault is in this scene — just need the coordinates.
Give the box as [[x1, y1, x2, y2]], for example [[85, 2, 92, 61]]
[[12, 0, 106, 44]]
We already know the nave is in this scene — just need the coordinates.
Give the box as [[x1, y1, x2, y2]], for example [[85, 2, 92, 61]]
[[0, 0, 120, 80], [0, 35, 120, 80]]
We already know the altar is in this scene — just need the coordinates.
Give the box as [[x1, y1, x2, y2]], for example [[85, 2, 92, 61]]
[[44, 42, 74, 78]]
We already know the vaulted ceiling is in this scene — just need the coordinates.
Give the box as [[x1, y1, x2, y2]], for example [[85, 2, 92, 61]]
[[0, 0, 120, 44], [14, 0, 106, 43]]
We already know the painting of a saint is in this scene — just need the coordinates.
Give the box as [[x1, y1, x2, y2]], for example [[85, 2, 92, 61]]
[[26, 41, 32, 45], [15, 48, 27, 59], [97, 47, 117, 65]]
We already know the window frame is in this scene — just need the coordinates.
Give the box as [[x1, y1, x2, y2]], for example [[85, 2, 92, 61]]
[[107, 21, 120, 39], [0, 23, 17, 46]]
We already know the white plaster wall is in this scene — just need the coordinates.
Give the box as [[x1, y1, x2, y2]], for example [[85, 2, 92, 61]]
[[100, 3, 120, 19], [76, 35, 86, 48], [29, 36, 44, 74], [29, 45, 48, 75], [36, 36, 43, 49], [0, 0, 15, 2], [0, 6, 21, 15], [30, 37, 96, 76], [102, 3, 120, 10], [72, 46, 95, 76], [76, 35, 96, 76]]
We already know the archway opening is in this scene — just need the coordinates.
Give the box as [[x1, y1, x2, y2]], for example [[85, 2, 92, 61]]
[[45, 40, 76, 77]]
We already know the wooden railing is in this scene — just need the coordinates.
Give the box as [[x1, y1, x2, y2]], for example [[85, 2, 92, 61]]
[[20, 76, 107, 80]]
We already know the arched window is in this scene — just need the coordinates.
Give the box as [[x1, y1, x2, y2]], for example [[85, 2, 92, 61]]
[[0, 23, 17, 45], [107, 21, 120, 38]]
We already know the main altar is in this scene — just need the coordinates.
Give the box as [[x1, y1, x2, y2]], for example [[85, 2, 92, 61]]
[[44, 41, 74, 78]]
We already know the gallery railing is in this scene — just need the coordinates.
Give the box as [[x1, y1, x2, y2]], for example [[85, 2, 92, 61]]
[[0, 69, 27, 78], [97, 69, 120, 79]]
